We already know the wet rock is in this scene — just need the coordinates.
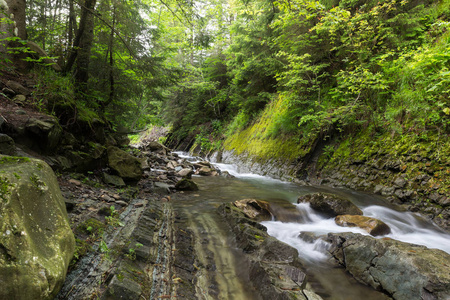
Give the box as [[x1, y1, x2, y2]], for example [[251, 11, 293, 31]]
[[196, 165, 217, 176], [102, 173, 126, 187], [327, 232, 450, 300], [220, 170, 234, 178], [218, 203, 319, 300], [0, 156, 75, 299], [153, 181, 172, 194], [107, 146, 143, 181], [335, 215, 391, 236], [175, 178, 199, 191], [298, 192, 363, 217], [234, 199, 273, 221], [298, 232, 320, 243], [0, 134, 16, 155]]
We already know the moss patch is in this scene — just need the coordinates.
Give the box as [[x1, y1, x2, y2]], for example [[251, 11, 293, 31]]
[[224, 96, 310, 162]]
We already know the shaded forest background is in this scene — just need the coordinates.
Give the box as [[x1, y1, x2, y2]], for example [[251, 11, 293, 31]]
[[1, 0, 450, 153]]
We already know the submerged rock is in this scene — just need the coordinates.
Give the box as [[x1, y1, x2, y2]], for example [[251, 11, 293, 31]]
[[298, 192, 363, 217], [327, 232, 450, 300], [335, 215, 391, 236], [0, 155, 75, 300]]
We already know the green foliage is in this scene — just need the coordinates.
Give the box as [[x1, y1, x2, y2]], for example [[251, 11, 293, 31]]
[[105, 206, 124, 227]]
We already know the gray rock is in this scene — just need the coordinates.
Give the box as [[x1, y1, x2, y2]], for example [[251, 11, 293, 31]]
[[0, 134, 16, 155], [25, 118, 62, 152], [298, 192, 363, 217], [6, 80, 30, 95], [327, 232, 450, 300], [102, 275, 142, 300], [177, 168, 193, 178], [103, 173, 126, 187]]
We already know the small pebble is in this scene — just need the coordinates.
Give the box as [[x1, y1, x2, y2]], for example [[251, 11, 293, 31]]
[[100, 194, 113, 202], [68, 179, 81, 186], [115, 200, 128, 206]]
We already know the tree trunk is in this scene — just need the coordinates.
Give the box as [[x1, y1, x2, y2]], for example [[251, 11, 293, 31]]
[[73, 0, 97, 97], [0, 0, 28, 70]]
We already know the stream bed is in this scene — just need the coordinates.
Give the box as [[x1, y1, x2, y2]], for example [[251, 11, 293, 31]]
[[174, 152, 450, 300]]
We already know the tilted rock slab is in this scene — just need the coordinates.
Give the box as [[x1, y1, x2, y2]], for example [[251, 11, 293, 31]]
[[0, 155, 75, 299], [219, 203, 323, 300], [327, 232, 450, 300]]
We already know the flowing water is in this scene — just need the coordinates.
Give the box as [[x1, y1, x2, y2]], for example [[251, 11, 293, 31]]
[[173, 152, 450, 299]]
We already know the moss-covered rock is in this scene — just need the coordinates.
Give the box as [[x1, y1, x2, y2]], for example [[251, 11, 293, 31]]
[[0, 155, 75, 300], [174, 178, 199, 191], [0, 134, 16, 155], [107, 146, 143, 181]]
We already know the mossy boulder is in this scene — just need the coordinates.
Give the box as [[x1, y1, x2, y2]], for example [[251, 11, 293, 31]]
[[107, 146, 143, 181], [175, 178, 199, 191], [335, 215, 391, 236], [298, 192, 363, 217], [0, 155, 75, 300]]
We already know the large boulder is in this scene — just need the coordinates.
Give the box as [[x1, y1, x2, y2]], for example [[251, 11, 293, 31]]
[[107, 146, 143, 181], [144, 141, 169, 155], [335, 215, 391, 236], [234, 199, 273, 221], [25, 117, 62, 153], [297, 193, 362, 217], [0, 155, 75, 299], [327, 232, 450, 300]]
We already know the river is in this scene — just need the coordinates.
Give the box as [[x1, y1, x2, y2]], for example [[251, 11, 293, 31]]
[[172, 152, 450, 300]]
